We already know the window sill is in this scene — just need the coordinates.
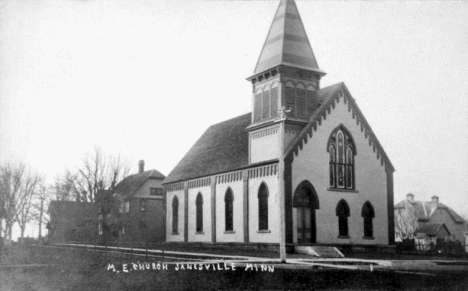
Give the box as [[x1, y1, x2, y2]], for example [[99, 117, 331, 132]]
[[224, 231, 236, 234], [257, 230, 271, 233], [171, 232, 179, 235], [195, 231, 205, 235], [363, 236, 374, 240], [327, 188, 358, 193], [338, 235, 350, 239]]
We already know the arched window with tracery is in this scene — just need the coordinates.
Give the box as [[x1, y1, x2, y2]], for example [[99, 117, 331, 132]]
[[225, 189, 234, 231], [361, 201, 375, 238], [336, 199, 350, 237], [327, 125, 356, 189], [196, 193, 203, 233], [258, 183, 269, 231], [172, 196, 179, 234]]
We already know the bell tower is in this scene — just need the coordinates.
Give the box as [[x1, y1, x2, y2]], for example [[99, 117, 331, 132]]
[[246, 0, 326, 165]]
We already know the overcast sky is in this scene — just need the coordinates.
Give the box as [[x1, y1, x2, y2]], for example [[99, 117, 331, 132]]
[[1, 0, 467, 231]]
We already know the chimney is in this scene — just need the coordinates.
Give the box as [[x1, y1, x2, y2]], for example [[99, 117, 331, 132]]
[[406, 193, 414, 202], [431, 195, 439, 203], [138, 160, 145, 174]]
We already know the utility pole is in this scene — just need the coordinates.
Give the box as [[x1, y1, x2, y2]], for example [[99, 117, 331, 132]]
[[278, 106, 290, 263], [38, 196, 44, 239]]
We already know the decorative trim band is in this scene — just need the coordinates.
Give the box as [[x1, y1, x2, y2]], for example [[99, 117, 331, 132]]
[[188, 177, 211, 189], [248, 164, 278, 179], [165, 183, 184, 193], [216, 171, 242, 184], [251, 128, 278, 140]]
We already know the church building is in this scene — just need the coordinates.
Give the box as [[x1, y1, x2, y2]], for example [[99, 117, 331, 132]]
[[163, 0, 395, 248]]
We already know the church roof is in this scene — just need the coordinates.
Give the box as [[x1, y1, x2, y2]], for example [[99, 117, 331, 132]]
[[163, 113, 251, 184], [114, 169, 165, 199], [252, 0, 324, 76], [394, 199, 465, 224], [164, 83, 355, 185]]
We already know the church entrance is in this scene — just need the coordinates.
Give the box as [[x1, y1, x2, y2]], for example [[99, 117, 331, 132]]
[[293, 181, 319, 244]]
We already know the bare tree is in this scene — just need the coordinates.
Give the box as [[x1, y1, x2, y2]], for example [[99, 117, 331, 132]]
[[0, 163, 26, 240], [15, 170, 42, 238], [30, 184, 53, 238], [55, 146, 131, 203], [394, 207, 419, 240]]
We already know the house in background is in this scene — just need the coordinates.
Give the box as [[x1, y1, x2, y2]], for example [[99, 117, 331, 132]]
[[109, 160, 166, 244], [48, 200, 99, 243], [395, 193, 466, 247], [413, 223, 451, 251]]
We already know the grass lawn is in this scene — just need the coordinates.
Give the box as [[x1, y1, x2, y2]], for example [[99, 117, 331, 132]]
[[0, 245, 467, 291]]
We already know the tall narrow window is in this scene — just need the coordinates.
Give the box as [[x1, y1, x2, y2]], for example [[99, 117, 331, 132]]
[[196, 193, 203, 233], [296, 88, 306, 118], [270, 87, 279, 118], [258, 183, 269, 231], [225, 189, 234, 231], [346, 147, 354, 189], [336, 200, 350, 237], [262, 90, 271, 119], [172, 196, 179, 234], [361, 201, 375, 238], [337, 131, 345, 188], [285, 86, 296, 117], [327, 126, 356, 190], [329, 145, 336, 187], [254, 93, 262, 122]]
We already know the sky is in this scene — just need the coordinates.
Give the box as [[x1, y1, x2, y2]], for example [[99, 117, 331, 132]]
[[1, 0, 467, 237]]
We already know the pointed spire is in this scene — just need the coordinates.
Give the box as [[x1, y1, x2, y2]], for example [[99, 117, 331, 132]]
[[252, 0, 324, 76]]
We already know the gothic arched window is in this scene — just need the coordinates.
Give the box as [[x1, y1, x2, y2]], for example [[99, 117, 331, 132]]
[[172, 196, 179, 234], [196, 193, 203, 233], [258, 183, 269, 231], [327, 126, 356, 189], [361, 201, 375, 238], [336, 199, 350, 237], [225, 189, 234, 231]]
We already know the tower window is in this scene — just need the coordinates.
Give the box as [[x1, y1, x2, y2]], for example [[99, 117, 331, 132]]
[[262, 90, 271, 119], [254, 93, 262, 122], [270, 87, 279, 118], [327, 126, 356, 190]]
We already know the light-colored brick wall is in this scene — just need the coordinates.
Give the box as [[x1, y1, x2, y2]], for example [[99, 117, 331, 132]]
[[165, 190, 184, 242], [248, 174, 279, 243], [188, 186, 212, 242], [215, 180, 244, 242], [291, 95, 390, 245], [250, 127, 279, 164]]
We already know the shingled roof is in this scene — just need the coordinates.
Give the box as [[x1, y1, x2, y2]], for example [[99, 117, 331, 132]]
[[414, 223, 451, 237], [114, 169, 165, 199], [163, 113, 251, 184], [395, 199, 465, 224], [252, 0, 324, 76], [164, 83, 364, 185]]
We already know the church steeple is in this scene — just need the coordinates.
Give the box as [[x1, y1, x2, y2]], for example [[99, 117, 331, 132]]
[[252, 0, 325, 77], [247, 0, 325, 128]]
